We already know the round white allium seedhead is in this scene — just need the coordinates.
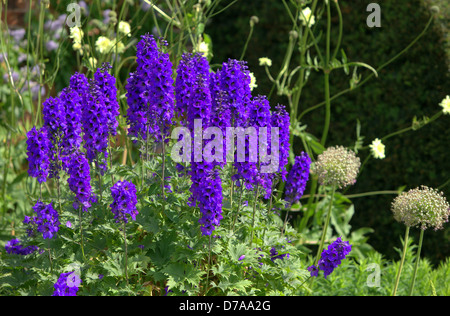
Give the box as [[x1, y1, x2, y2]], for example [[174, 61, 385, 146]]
[[312, 146, 361, 189], [392, 186, 450, 231]]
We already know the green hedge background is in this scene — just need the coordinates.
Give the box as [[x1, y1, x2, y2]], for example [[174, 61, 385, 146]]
[[207, 0, 450, 265]]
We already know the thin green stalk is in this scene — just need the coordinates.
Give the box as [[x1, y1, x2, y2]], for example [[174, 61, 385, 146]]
[[123, 221, 129, 286], [79, 206, 86, 260], [204, 234, 212, 295], [409, 229, 424, 296], [392, 226, 410, 296], [250, 185, 260, 247], [239, 18, 255, 61], [313, 184, 335, 267], [320, 0, 332, 146]]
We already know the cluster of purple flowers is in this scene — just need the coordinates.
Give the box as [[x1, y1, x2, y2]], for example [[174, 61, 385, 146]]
[[52, 271, 81, 296], [110, 180, 138, 224], [284, 152, 311, 206], [4, 238, 39, 255], [29, 200, 61, 239], [26, 126, 51, 183], [66, 151, 95, 211], [125, 34, 174, 144], [308, 237, 352, 278], [270, 246, 290, 262]]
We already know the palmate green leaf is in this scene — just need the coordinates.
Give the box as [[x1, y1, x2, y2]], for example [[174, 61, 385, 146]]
[[164, 262, 204, 289]]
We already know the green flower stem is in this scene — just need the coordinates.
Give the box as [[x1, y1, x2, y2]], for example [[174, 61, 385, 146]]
[[123, 221, 129, 286], [250, 185, 260, 247], [79, 206, 86, 261], [314, 184, 335, 267], [392, 226, 410, 296], [409, 229, 424, 296]]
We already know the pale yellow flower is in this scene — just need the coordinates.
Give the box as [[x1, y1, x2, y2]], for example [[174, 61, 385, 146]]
[[249, 72, 257, 91], [439, 95, 450, 115], [69, 26, 84, 44], [258, 57, 272, 67], [118, 21, 131, 37], [196, 41, 209, 57], [369, 138, 385, 159], [299, 7, 315, 27], [95, 36, 113, 54]]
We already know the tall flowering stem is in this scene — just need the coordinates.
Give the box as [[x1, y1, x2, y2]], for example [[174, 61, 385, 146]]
[[125, 34, 174, 192], [391, 185, 450, 296], [311, 146, 360, 270], [110, 180, 138, 285]]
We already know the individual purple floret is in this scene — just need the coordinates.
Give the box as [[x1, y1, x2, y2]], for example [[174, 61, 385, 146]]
[[5, 238, 38, 255], [52, 271, 81, 296], [66, 151, 95, 211], [308, 237, 352, 278], [284, 152, 311, 207], [32, 200, 60, 239], [110, 180, 138, 224], [26, 126, 51, 183]]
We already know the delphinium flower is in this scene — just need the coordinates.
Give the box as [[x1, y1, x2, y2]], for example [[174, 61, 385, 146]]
[[52, 271, 81, 296], [195, 169, 223, 236], [233, 95, 272, 196], [284, 152, 311, 207], [66, 151, 95, 212], [32, 200, 60, 239], [311, 145, 361, 190], [94, 63, 120, 136], [26, 126, 51, 184], [183, 63, 224, 235], [125, 34, 175, 144], [270, 104, 291, 181], [214, 58, 252, 127], [5, 238, 38, 255], [82, 79, 110, 174], [308, 237, 352, 278], [175, 53, 209, 124], [110, 180, 138, 224], [391, 185, 450, 295], [42, 96, 68, 178], [59, 86, 83, 158], [369, 138, 385, 159]]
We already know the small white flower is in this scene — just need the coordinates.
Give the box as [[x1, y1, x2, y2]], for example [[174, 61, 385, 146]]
[[299, 7, 315, 27], [258, 57, 272, 67], [439, 95, 450, 115], [118, 21, 131, 37], [196, 41, 209, 56], [95, 36, 113, 54], [249, 72, 257, 91], [369, 138, 385, 159]]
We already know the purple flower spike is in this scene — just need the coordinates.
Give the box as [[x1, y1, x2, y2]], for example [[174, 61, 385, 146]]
[[110, 180, 138, 224], [308, 237, 352, 278]]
